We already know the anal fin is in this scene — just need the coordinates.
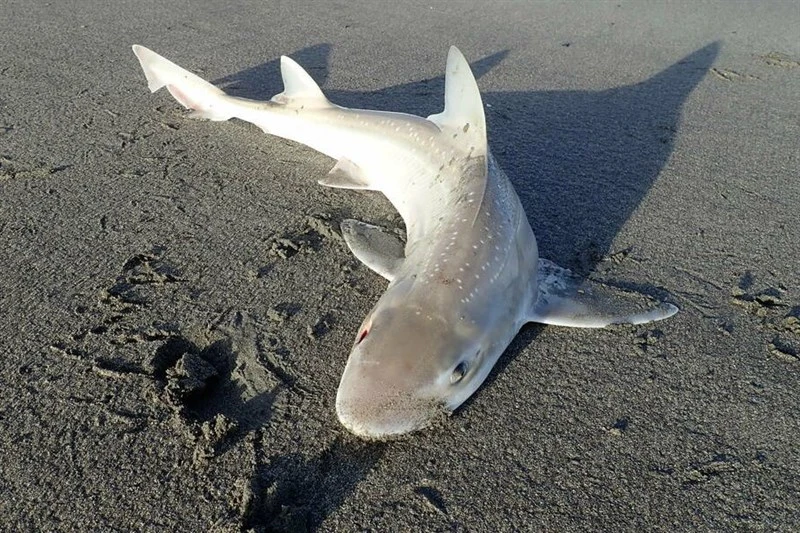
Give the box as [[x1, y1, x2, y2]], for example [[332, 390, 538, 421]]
[[341, 219, 405, 281], [529, 259, 678, 328]]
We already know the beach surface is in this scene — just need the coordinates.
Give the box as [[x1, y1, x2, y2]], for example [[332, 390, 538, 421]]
[[1, 1, 798, 530]]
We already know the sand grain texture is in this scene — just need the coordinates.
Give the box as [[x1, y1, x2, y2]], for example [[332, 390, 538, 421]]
[[1, 1, 798, 531]]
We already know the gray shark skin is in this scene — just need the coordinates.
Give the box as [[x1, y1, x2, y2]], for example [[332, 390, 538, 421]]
[[132, 45, 677, 439]]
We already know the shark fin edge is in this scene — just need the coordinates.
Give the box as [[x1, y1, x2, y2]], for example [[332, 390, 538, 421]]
[[427, 46, 487, 158], [318, 158, 373, 190], [132, 45, 232, 121], [528, 259, 679, 328], [341, 220, 405, 281], [272, 56, 331, 108]]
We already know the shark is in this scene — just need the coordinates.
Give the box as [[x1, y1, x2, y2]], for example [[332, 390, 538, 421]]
[[132, 44, 678, 439]]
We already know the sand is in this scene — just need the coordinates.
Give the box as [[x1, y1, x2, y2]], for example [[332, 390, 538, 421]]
[[1, 1, 798, 530]]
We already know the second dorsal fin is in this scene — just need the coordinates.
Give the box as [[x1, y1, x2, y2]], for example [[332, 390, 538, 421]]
[[272, 56, 331, 107], [427, 46, 487, 158]]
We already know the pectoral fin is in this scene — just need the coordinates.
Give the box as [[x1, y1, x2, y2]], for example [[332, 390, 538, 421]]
[[341, 219, 405, 281], [528, 259, 678, 328]]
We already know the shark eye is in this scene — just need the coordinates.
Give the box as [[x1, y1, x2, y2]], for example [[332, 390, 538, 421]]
[[450, 361, 468, 384]]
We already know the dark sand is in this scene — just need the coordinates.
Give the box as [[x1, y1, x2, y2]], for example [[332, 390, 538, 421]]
[[1, 1, 798, 530]]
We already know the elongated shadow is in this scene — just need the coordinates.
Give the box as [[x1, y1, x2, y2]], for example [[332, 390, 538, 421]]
[[491, 43, 720, 272], [215, 42, 717, 271], [213, 44, 508, 116], [470, 43, 718, 406]]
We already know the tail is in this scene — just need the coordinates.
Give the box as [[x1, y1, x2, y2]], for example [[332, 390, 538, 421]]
[[132, 45, 234, 120], [132, 45, 331, 122]]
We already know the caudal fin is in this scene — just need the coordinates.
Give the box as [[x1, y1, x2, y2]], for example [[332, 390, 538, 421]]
[[132, 45, 333, 123], [132, 45, 232, 121]]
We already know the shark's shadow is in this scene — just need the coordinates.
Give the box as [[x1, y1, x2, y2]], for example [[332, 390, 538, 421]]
[[216, 42, 718, 271], [213, 43, 509, 116], [208, 42, 717, 525]]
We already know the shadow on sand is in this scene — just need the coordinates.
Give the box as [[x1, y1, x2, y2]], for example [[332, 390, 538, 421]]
[[204, 41, 719, 530], [214, 42, 717, 272], [152, 331, 386, 531]]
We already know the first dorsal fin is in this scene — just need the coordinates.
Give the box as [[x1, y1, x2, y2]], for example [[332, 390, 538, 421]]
[[427, 46, 487, 158], [272, 56, 330, 107]]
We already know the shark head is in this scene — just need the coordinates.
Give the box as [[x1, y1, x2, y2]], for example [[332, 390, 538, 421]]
[[335, 281, 495, 439]]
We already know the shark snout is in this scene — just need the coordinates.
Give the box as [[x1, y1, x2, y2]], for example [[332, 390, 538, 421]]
[[335, 360, 441, 439]]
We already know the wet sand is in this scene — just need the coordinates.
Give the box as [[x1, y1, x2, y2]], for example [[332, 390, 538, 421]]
[[1, 1, 798, 530]]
